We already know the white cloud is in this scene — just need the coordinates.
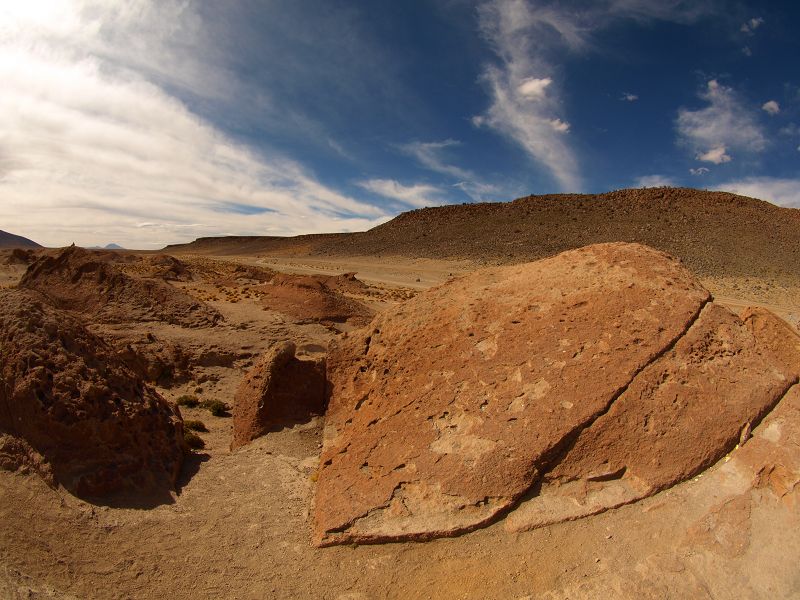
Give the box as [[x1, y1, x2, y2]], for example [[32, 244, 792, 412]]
[[398, 140, 472, 180], [474, 0, 714, 192], [357, 179, 444, 208], [677, 79, 766, 164], [689, 167, 710, 176], [697, 146, 732, 164], [762, 100, 780, 115], [636, 175, 676, 188], [714, 177, 800, 208], [742, 46, 752, 57], [398, 139, 505, 202], [779, 123, 800, 137], [740, 17, 764, 34], [0, 1, 390, 248], [474, 0, 581, 191], [621, 92, 639, 102], [518, 77, 552, 100]]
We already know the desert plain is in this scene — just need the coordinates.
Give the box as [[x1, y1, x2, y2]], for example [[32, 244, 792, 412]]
[[1, 188, 800, 599]]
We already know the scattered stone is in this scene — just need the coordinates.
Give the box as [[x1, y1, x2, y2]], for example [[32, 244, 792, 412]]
[[144, 254, 193, 282]]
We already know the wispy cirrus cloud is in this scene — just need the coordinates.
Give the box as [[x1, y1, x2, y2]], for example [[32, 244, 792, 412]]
[[398, 140, 472, 180], [357, 179, 445, 208], [473, 0, 716, 192], [398, 139, 505, 202], [473, 0, 581, 191], [676, 79, 766, 164]]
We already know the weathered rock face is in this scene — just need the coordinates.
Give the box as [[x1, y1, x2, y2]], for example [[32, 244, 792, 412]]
[[19, 246, 221, 328], [144, 254, 193, 282], [258, 273, 374, 326], [2, 248, 36, 266], [312, 243, 800, 546], [111, 333, 194, 387], [505, 302, 800, 533], [0, 289, 185, 498], [231, 342, 326, 449]]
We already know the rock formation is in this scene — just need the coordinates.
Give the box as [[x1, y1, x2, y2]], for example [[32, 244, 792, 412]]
[[19, 246, 221, 327], [232, 342, 326, 449], [144, 254, 193, 282], [0, 289, 185, 498], [2, 248, 37, 266], [258, 273, 374, 326], [312, 243, 800, 546]]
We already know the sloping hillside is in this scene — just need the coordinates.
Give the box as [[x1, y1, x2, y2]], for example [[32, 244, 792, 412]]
[[0, 230, 41, 249], [315, 188, 800, 278], [167, 188, 800, 282]]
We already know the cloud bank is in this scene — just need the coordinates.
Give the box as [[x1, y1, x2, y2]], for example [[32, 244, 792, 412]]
[[0, 1, 389, 248]]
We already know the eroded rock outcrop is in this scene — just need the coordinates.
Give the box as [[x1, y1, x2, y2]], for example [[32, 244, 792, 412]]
[[258, 273, 374, 326], [231, 342, 326, 449], [19, 246, 221, 328], [0, 289, 185, 498], [312, 243, 800, 546]]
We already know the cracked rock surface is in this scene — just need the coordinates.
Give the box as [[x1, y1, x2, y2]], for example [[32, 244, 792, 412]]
[[312, 242, 800, 546]]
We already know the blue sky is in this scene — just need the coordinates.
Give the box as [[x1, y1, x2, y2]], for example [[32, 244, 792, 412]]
[[0, 0, 798, 248]]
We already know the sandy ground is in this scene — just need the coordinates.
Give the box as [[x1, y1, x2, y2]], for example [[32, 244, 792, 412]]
[[1, 253, 799, 599]]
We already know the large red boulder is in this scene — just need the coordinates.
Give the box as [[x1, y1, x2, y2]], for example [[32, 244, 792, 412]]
[[312, 243, 800, 546]]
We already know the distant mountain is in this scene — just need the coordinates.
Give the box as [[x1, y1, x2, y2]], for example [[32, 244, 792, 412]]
[[0, 230, 42, 249], [88, 243, 126, 250]]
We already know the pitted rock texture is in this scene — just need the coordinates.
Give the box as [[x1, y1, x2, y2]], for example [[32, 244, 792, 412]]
[[312, 243, 800, 546], [231, 342, 326, 449], [0, 289, 185, 498], [19, 246, 221, 328], [505, 302, 800, 533]]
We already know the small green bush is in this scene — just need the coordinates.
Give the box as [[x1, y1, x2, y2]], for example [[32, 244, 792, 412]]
[[201, 399, 229, 417], [184, 431, 205, 450], [176, 394, 199, 408], [183, 419, 208, 432]]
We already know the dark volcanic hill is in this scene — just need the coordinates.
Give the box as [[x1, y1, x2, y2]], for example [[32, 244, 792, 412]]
[[0, 230, 41, 249], [166, 188, 800, 282]]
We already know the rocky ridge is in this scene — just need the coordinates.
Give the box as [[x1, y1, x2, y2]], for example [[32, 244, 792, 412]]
[[19, 246, 221, 328]]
